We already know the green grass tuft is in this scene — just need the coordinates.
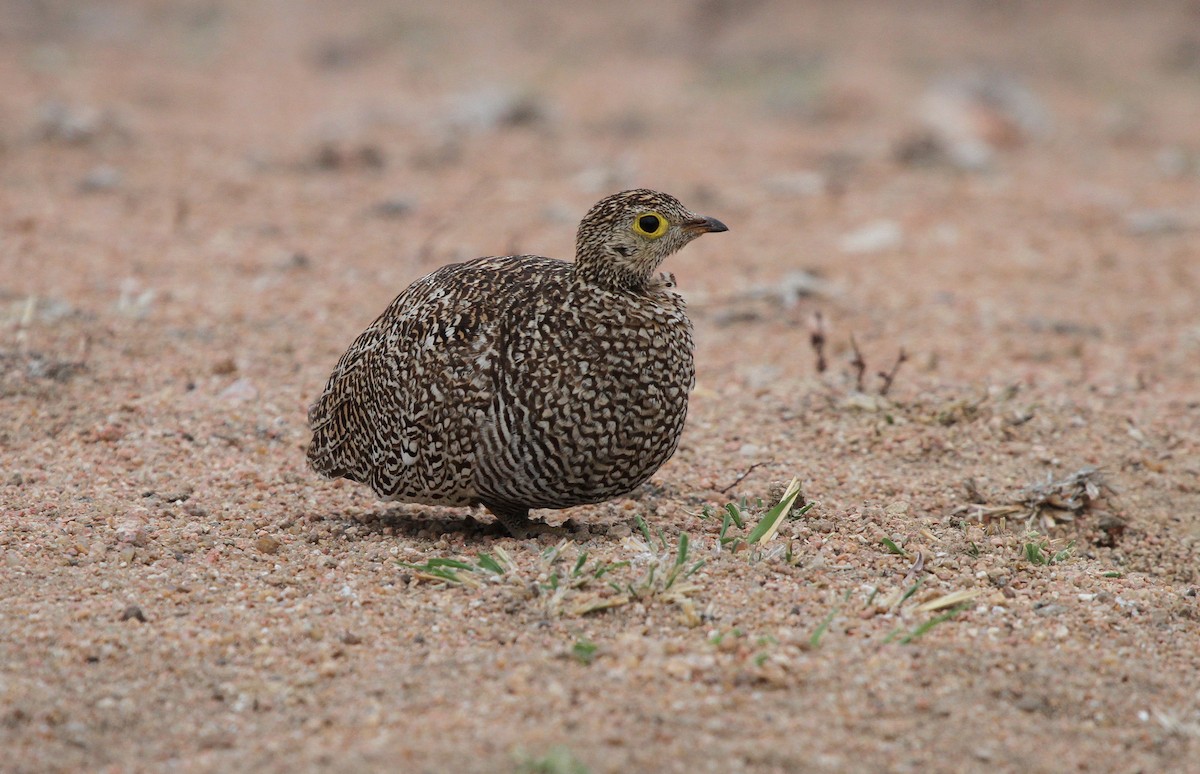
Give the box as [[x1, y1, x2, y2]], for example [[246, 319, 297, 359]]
[[746, 480, 807, 543], [899, 604, 969, 644], [1023, 532, 1075, 566], [635, 514, 653, 545], [571, 638, 599, 665], [809, 590, 851, 648], [514, 746, 590, 774]]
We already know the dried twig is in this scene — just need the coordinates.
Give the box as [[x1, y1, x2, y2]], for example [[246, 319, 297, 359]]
[[877, 347, 908, 396], [849, 333, 866, 392], [809, 311, 827, 373], [718, 460, 772, 494]]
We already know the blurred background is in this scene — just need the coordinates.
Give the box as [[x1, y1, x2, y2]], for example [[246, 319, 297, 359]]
[[2, 0, 1198, 388]]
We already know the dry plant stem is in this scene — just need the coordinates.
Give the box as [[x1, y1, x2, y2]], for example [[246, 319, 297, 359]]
[[878, 348, 908, 396], [809, 311, 828, 373], [849, 333, 866, 392], [718, 460, 772, 494]]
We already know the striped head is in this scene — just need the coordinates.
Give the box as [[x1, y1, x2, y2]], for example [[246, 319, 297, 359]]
[[573, 189, 727, 290]]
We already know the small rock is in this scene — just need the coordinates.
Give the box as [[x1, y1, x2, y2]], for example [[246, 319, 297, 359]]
[[369, 198, 415, 219], [116, 279, 156, 319], [87, 422, 126, 443], [220, 378, 258, 402], [78, 165, 121, 193], [278, 252, 311, 270], [893, 131, 950, 167], [120, 605, 146, 622], [1126, 209, 1186, 236], [1154, 146, 1192, 178], [212, 357, 237, 376], [255, 536, 281, 555], [312, 143, 385, 171], [742, 270, 832, 309], [916, 70, 1048, 171], [341, 631, 363, 645], [36, 100, 102, 143], [447, 88, 548, 131], [839, 220, 903, 254], [606, 522, 632, 538], [115, 518, 150, 546]]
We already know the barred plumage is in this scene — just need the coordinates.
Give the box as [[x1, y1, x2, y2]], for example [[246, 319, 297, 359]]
[[307, 189, 727, 536]]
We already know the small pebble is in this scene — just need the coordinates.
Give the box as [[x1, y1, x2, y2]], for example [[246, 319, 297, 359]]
[[120, 605, 147, 623], [839, 220, 903, 254], [606, 522, 632, 538], [79, 165, 121, 193], [369, 198, 414, 219], [212, 357, 237, 376], [1126, 209, 1185, 236], [220, 378, 258, 402]]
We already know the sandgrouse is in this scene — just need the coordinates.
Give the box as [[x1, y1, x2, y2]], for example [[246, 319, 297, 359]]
[[306, 189, 727, 536]]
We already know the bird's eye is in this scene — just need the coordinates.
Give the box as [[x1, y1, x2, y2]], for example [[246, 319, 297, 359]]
[[632, 211, 669, 239]]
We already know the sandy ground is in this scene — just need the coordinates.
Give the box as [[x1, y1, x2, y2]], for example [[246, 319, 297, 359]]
[[2, 1, 1199, 772]]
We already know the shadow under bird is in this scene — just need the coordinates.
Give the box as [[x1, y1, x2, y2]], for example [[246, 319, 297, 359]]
[[307, 189, 728, 537]]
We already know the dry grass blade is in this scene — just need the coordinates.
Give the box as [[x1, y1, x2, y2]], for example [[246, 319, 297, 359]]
[[568, 593, 630, 616], [747, 477, 803, 544], [914, 588, 983, 613]]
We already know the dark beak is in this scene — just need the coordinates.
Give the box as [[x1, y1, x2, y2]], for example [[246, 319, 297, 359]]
[[682, 215, 729, 235]]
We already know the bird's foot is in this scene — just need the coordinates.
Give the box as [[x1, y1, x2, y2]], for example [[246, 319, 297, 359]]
[[503, 518, 592, 541], [483, 502, 597, 540]]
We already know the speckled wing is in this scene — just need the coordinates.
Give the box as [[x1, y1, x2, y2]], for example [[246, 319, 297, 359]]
[[474, 281, 695, 509], [307, 257, 550, 506]]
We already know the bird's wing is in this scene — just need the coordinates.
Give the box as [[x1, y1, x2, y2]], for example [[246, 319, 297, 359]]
[[306, 256, 555, 500]]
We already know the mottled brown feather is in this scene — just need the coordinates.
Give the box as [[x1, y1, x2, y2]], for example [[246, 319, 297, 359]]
[[307, 189, 727, 536]]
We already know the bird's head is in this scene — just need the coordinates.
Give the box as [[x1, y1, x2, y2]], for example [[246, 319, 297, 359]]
[[574, 189, 727, 290]]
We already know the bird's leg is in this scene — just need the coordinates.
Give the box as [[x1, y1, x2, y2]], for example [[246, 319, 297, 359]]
[[483, 502, 587, 539], [483, 502, 537, 539]]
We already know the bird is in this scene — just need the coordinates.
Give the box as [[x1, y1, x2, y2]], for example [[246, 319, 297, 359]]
[[306, 189, 728, 537]]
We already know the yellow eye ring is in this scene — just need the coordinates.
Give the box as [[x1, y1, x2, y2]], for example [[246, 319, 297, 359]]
[[632, 211, 669, 239]]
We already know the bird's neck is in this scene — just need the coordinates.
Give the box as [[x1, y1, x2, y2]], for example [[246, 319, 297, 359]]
[[572, 254, 653, 293]]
